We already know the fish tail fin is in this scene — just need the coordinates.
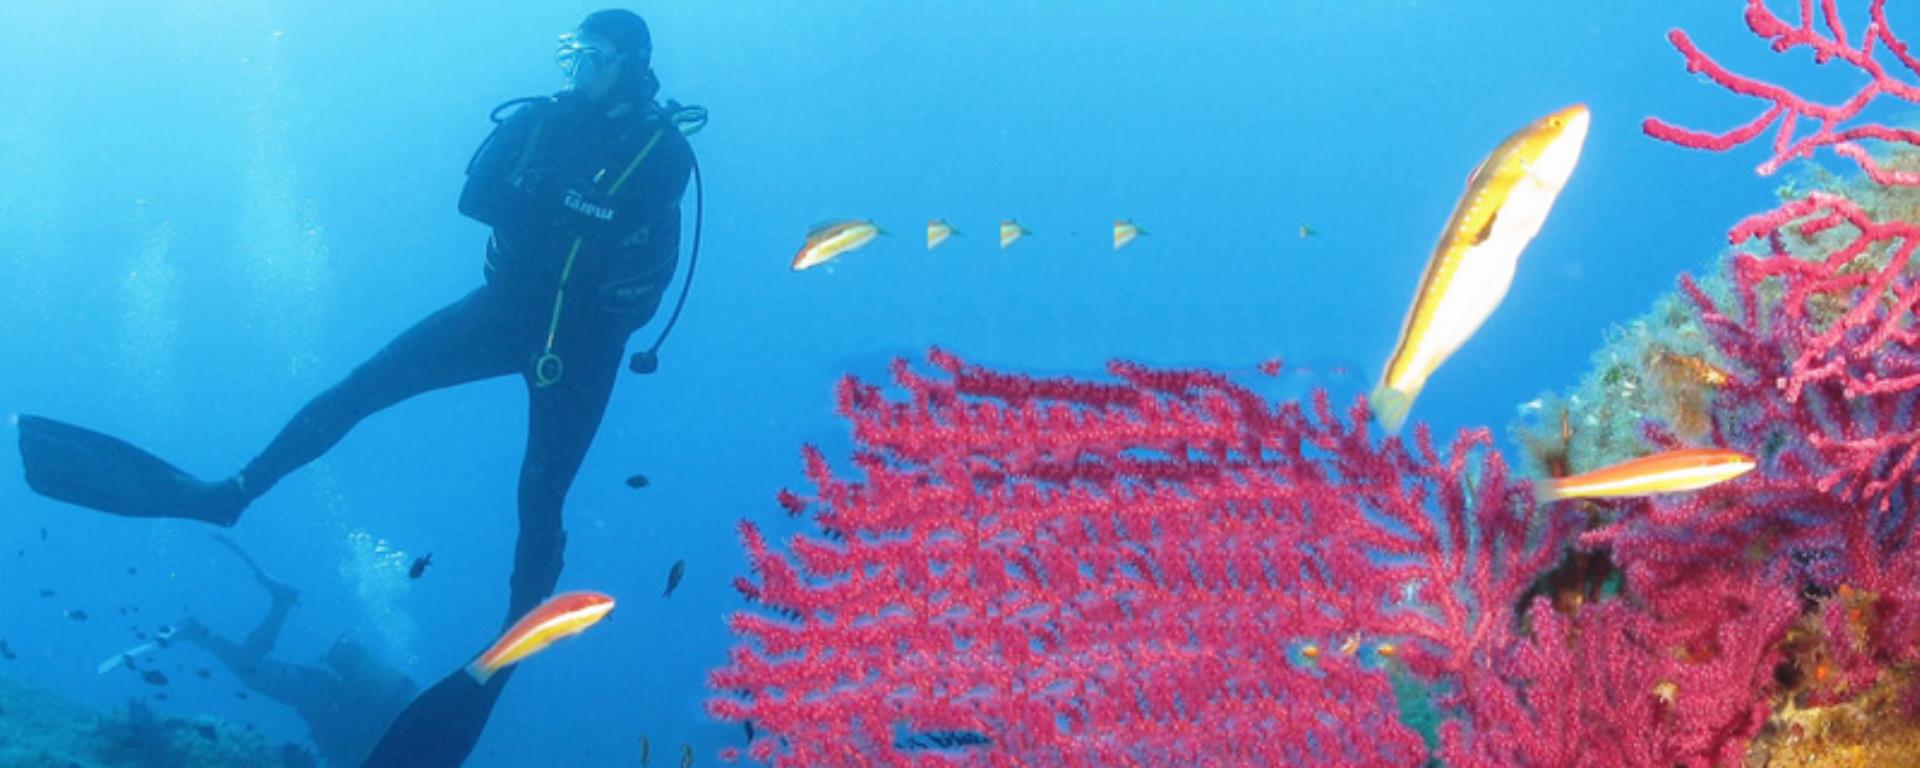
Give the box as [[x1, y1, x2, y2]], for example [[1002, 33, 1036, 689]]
[[464, 660, 495, 685], [1534, 478, 1567, 503], [1369, 385, 1416, 434]]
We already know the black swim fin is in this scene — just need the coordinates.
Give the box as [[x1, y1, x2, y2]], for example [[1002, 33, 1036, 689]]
[[362, 666, 511, 768], [16, 415, 245, 526]]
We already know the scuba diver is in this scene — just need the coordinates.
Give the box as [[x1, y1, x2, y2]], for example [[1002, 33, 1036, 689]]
[[18, 8, 703, 766], [176, 535, 417, 767]]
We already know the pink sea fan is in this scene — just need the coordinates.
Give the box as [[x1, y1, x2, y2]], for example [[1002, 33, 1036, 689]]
[[709, 350, 1590, 766]]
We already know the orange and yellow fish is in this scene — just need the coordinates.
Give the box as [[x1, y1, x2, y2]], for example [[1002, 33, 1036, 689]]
[[1113, 219, 1147, 251], [466, 590, 616, 683], [791, 220, 882, 271], [927, 219, 958, 251], [999, 219, 1031, 250], [1544, 448, 1755, 501], [1648, 348, 1732, 387], [1373, 105, 1590, 433]]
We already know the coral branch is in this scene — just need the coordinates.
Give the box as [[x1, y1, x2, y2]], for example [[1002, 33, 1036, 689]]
[[709, 352, 1580, 766], [1678, 193, 1920, 536], [1644, 0, 1920, 182], [705, 4, 1920, 764]]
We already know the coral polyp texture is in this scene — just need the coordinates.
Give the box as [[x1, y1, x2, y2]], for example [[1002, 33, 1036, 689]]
[[710, 350, 1567, 766]]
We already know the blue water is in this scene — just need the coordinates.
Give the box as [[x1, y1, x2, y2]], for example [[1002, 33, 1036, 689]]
[[0, 1, 1878, 765]]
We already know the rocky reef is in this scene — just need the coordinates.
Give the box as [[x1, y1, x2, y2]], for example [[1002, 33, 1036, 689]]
[[0, 672, 314, 768]]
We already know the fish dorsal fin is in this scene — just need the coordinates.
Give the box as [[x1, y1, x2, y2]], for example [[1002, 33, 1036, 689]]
[[1464, 154, 1492, 190], [807, 220, 856, 239]]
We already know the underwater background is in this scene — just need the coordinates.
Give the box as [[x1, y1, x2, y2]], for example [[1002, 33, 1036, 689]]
[[0, 1, 1887, 765]]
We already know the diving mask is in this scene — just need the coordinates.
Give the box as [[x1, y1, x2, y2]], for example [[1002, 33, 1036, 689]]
[[556, 31, 614, 88]]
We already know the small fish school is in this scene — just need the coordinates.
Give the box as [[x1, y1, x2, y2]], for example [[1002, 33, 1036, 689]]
[[789, 216, 1162, 271], [791, 108, 1752, 503]]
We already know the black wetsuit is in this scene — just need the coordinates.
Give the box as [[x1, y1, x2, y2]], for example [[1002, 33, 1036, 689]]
[[236, 91, 691, 624], [7, 83, 693, 767], [248, 91, 692, 766]]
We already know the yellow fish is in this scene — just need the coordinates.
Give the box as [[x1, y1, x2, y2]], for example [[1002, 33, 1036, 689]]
[[465, 591, 615, 683], [1648, 348, 1731, 387], [1545, 448, 1755, 501], [1372, 104, 1590, 433], [999, 219, 1031, 249], [1299, 224, 1319, 239], [792, 220, 882, 271], [927, 219, 958, 251], [1113, 219, 1147, 250]]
